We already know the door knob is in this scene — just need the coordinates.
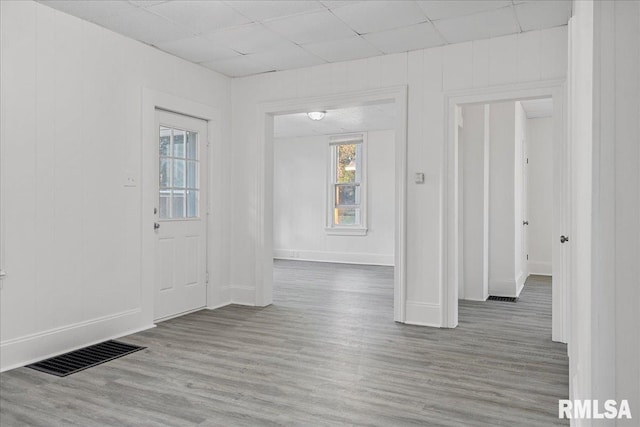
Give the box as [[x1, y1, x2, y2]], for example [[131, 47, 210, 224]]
[[560, 235, 569, 243], [154, 222, 160, 230], [523, 221, 529, 225]]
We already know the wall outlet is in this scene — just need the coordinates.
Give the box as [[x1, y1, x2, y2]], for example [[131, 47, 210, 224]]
[[124, 171, 137, 187]]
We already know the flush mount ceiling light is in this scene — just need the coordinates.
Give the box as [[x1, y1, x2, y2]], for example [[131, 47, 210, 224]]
[[307, 111, 326, 121]]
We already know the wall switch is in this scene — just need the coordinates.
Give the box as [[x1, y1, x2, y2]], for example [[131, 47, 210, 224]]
[[415, 172, 425, 184]]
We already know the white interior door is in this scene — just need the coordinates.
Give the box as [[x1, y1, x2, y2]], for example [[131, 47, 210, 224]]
[[154, 110, 208, 321]]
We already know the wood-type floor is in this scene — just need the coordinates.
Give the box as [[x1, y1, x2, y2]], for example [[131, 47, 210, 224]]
[[0, 261, 568, 426]]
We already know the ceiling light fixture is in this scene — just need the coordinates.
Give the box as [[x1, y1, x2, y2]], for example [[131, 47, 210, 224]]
[[307, 111, 326, 121]]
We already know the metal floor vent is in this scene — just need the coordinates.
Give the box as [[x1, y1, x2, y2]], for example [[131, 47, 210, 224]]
[[488, 295, 518, 303], [28, 340, 145, 377]]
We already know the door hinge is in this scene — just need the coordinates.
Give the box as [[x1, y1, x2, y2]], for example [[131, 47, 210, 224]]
[[527, 158, 529, 164], [206, 271, 209, 283], [526, 254, 529, 260]]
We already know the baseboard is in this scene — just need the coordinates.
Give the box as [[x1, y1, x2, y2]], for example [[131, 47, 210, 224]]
[[404, 301, 442, 327], [231, 285, 256, 306], [489, 278, 517, 297], [208, 286, 232, 309], [528, 261, 552, 276], [274, 249, 394, 266], [516, 271, 525, 297], [462, 296, 489, 302], [0, 308, 152, 372], [207, 301, 232, 310]]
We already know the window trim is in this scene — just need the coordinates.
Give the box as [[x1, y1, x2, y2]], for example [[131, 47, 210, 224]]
[[325, 132, 368, 236]]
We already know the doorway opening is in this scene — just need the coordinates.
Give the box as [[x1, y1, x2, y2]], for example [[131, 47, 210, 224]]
[[272, 102, 397, 313], [254, 87, 408, 322], [444, 83, 568, 344]]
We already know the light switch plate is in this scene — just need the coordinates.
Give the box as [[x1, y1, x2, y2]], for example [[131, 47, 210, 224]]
[[415, 172, 425, 184]]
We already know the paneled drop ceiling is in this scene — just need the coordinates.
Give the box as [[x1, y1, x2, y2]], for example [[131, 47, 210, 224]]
[[38, 0, 572, 78]]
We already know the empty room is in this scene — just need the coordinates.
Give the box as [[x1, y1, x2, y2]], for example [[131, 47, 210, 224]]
[[0, 1, 638, 426]]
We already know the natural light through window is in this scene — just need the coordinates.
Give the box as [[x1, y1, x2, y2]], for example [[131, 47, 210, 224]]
[[159, 126, 199, 219], [327, 133, 367, 235]]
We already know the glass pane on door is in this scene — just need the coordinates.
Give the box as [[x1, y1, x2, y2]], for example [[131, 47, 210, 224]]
[[159, 126, 200, 219]]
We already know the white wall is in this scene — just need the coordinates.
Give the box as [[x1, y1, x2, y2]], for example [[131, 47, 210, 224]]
[[526, 117, 553, 276], [231, 26, 567, 325], [273, 130, 395, 266], [488, 101, 521, 297], [460, 104, 488, 301], [569, 0, 640, 421], [0, 1, 231, 371]]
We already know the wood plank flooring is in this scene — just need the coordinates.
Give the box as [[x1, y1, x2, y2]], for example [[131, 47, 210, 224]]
[[0, 261, 568, 426]]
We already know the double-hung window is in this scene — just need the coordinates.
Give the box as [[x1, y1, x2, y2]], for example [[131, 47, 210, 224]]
[[326, 133, 367, 235]]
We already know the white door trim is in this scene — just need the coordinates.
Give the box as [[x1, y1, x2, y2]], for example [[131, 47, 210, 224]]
[[443, 79, 569, 343], [141, 88, 223, 325], [255, 86, 408, 322]]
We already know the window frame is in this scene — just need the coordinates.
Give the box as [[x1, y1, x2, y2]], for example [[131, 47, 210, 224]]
[[325, 133, 368, 236]]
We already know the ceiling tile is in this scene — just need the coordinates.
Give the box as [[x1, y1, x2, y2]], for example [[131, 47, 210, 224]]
[[331, 1, 428, 35], [205, 23, 289, 55], [417, 1, 511, 21], [128, 0, 168, 7], [363, 22, 445, 54], [320, 1, 360, 9], [155, 36, 241, 63], [303, 36, 381, 63], [200, 55, 275, 77], [514, 1, 570, 32], [39, 1, 136, 22], [433, 6, 520, 44], [265, 9, 356, 44], [225, 1, 325, 22], [101, 7, 193, 44], [148, 1, 251, 35], [250, 43, 326, 70]]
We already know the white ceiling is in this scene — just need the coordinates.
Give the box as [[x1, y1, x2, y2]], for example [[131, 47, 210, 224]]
[[521, 98, 553, 119], [274, 102, 396, 139], [38, 0, 571, 78]]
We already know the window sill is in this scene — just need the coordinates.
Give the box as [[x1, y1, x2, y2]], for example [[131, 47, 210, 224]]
[[325, 227, 368, 236]]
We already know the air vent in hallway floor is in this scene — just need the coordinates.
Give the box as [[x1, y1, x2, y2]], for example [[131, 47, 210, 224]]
[[27, 340, 145, 377], [488, 296, 518, 302]]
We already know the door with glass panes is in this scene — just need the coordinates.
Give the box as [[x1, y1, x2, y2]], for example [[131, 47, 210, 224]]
[[154, 110, 207, 321]]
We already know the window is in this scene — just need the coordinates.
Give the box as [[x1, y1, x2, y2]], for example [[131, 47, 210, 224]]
[[327, 133, 367, 235], [159, 126, 199, 219]]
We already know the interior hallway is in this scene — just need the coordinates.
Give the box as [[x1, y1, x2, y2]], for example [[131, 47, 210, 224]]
[[0, 262, 567, 426]]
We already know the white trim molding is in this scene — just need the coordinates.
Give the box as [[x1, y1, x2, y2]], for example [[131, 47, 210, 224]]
[[405, 301, 442, 327]]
